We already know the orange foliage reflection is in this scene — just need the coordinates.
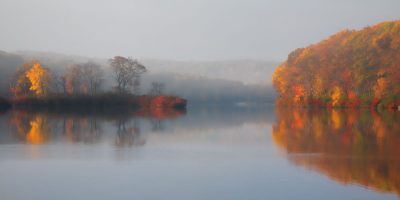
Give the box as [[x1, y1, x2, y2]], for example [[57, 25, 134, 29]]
[[10, 112, 49, 144], [8, 109, 185, 146], [272, 108, 400, 195], [26, 115, 49, 144]]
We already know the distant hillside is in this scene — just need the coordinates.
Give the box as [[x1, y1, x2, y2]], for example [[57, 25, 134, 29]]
[[141, 72, 276, 104], [141, 59, 279, 85], [273, 20, 400, 110]]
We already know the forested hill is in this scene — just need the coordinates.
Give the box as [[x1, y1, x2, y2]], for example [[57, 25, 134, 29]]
[[273, 20, 400, 110]]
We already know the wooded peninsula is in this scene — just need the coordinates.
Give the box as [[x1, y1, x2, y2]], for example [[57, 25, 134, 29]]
[[0, 56, 186, 112], [273, 20, 400, 111]]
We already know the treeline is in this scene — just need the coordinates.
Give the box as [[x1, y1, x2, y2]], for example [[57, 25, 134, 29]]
[[9, 56, 147, 97], [273, 20, 400, 110]]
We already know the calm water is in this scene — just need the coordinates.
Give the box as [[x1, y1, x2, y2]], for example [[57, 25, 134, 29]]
[[0, 106, 399, 200]]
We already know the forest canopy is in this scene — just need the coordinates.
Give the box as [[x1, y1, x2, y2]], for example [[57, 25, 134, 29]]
[[272, 20, 400, 110]]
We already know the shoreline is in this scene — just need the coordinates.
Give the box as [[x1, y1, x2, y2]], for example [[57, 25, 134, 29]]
[[0, 94, 187, 114], [275, 98, 400, 112]]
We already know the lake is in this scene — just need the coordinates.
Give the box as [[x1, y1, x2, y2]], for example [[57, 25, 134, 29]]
[[0, 105, 399, 200]]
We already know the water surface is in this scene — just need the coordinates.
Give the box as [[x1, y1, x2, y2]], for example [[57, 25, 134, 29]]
[[0, 106, 399, 200]]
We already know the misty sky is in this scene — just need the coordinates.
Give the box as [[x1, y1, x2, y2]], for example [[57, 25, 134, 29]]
[[0, 0, 399, 61]]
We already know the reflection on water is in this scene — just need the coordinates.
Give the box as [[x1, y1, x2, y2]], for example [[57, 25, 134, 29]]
[[272, 108, 400, 196], [0, 105, 399, 200], [0, 106, 274, 147], [5, 108, 186, 147]]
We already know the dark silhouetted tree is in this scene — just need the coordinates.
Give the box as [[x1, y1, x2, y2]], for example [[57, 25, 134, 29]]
[[109, 56, 147, 94]]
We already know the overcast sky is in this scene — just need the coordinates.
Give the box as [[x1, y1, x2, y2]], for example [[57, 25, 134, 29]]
[[0, 0, 399, 61]]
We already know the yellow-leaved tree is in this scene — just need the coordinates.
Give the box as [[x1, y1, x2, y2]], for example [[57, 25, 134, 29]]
[[25, 62, 50, 96]]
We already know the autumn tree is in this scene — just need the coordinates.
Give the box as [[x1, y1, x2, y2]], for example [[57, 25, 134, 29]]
[[12, 61, 51, 97], [109, 56, 147, 94], [51, 72, 67, 94], [80, 62, 104, 95], [25, 62, 51, 96], [64, 64, 82, 94], [63, 61, 104, 95]]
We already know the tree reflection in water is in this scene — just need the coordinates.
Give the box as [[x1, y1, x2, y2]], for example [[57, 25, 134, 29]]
[[25, 115, 50, 144], [150, 118, 165, 132], [115, 118, 145, 147], [7, 108, 185, 147], [272, 108, 400, 196], [10, 111, 103, 145], [63, 117, 102, 144]]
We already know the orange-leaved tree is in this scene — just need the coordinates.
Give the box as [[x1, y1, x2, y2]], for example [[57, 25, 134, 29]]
[[25, 62, 51, 97]]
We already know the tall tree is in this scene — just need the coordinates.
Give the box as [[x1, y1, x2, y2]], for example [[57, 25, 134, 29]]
[[25, 62, 51, 96], [63, 62, 104, 95], [12, 61, 51, 97], [109, 56, 147, 94], [64, 64, 83, 95], [80, 62, 104, 95]]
